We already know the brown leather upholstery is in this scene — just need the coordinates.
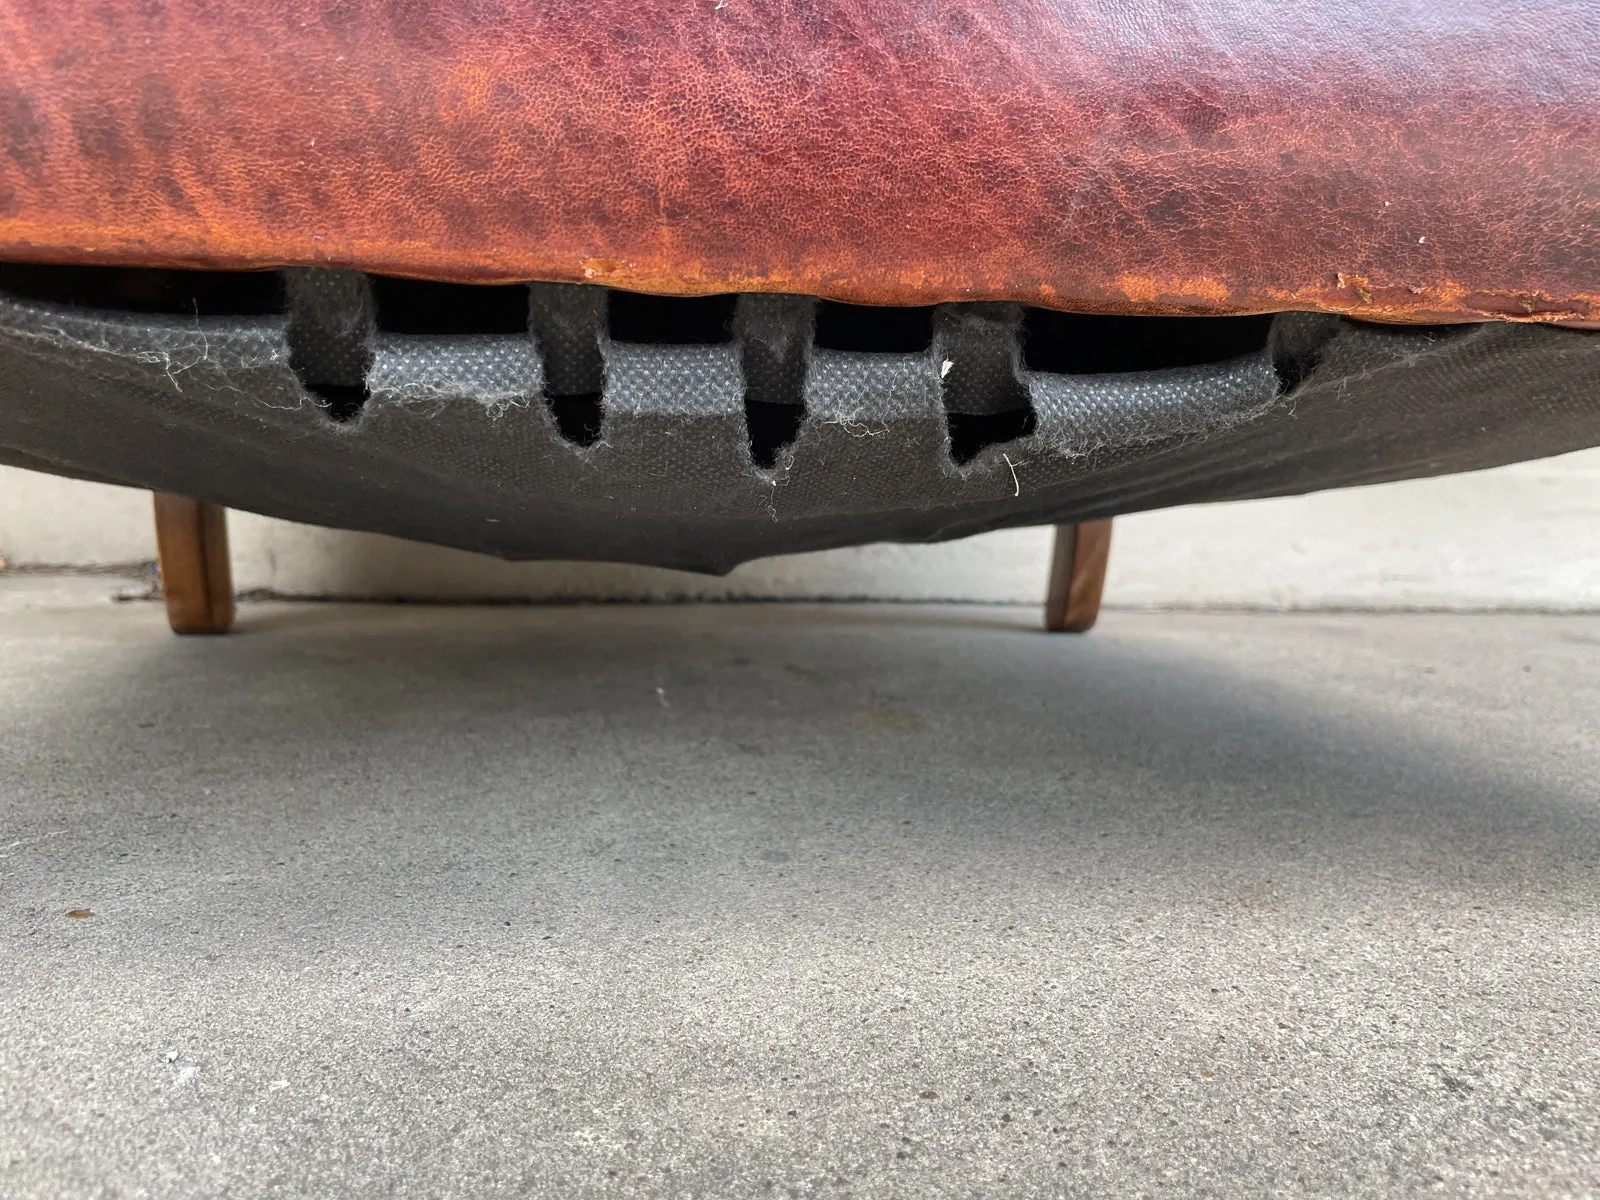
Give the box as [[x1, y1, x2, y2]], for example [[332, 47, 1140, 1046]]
[[1, 0, 1595, 323]]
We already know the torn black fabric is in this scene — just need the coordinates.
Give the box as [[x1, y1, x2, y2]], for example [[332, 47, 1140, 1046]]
[[0, 269, 1596, 574]]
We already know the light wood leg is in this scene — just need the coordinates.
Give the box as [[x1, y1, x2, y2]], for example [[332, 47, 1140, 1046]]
[[1045, 519, 1113, 633], [152, 494, 235, 635]]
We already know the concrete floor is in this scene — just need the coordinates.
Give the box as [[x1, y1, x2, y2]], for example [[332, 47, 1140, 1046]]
[[2, 579, 1598, 1197]]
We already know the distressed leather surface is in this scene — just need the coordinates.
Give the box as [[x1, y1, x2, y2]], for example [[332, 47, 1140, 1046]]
[[1, 0, 1596, 323]]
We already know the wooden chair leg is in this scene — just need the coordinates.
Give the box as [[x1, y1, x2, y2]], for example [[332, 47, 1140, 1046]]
[[152, 494, 235, 635], [1045, 519, 1113, 633]]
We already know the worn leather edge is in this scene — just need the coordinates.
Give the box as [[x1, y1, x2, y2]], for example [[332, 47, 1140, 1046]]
[[2, 0, 1596, 324]]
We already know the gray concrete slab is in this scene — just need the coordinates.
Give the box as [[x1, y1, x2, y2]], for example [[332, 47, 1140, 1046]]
[[1, 584, 1598, 1197]]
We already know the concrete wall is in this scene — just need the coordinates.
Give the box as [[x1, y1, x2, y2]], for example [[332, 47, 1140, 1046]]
[[4, 449, 1600, 608]]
